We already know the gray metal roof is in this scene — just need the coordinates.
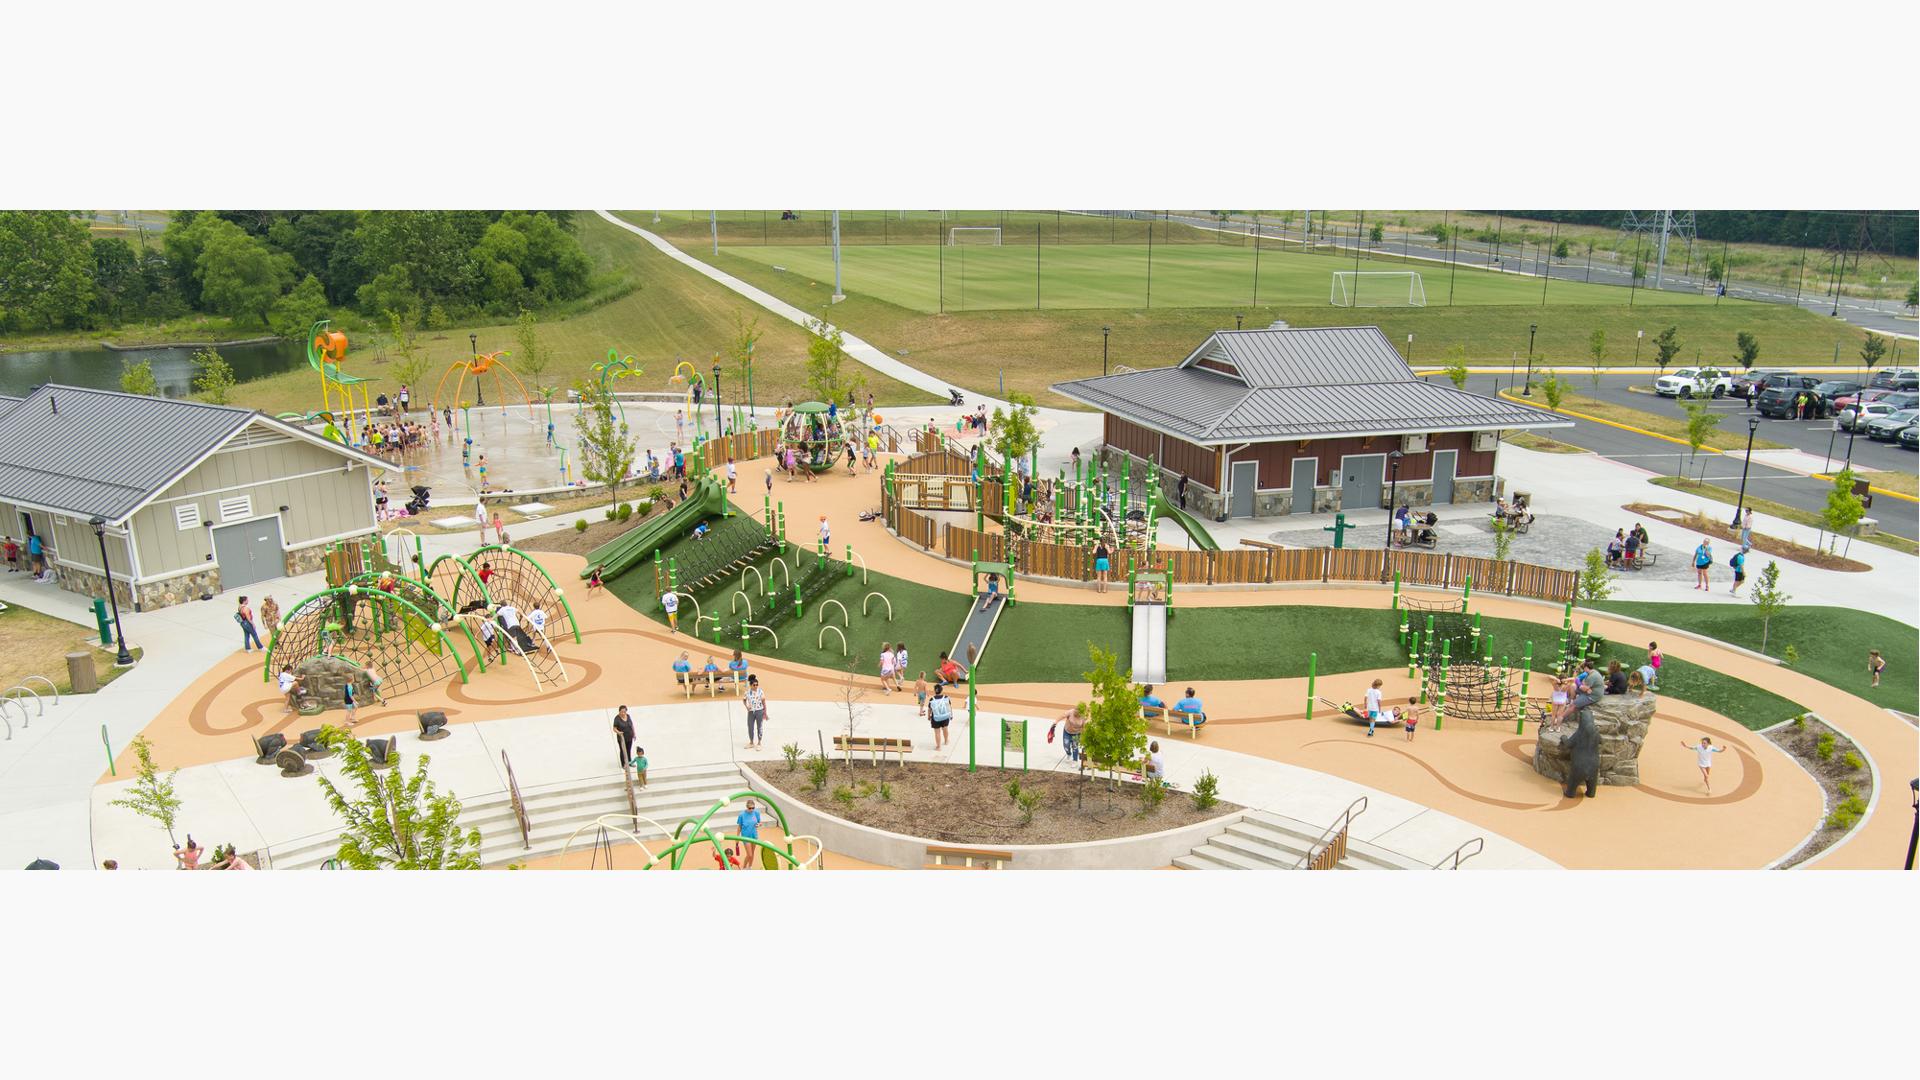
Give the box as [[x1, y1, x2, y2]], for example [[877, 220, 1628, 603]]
[[0, 385, 256, 522], [1053, 325, 1573, 444]]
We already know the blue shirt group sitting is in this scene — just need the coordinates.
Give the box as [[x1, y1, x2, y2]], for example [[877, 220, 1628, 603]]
[[671, 653, 692, 683], [1140, 687, 1166, 713], [1173, 689, 1207, 726]]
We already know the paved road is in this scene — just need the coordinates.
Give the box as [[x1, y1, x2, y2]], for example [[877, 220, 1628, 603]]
[[1443, 373, 1919, 542]]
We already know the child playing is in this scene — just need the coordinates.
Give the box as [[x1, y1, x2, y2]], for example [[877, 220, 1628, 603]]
[[3, 535, 17, 572], [1869, 649, 1885, 688], [980, 571, 1001, 611], [1683, 736, 1725, 792], [586, 565, 604, 598], [630, 746, 648, 788], [1647, 642, 1663, 687], [278, 666, 302, 712], [914, 672, 929, 718], [364, 664, 387, 705], [661, 588, 679, 632], [878, 642, 897, 693], [1402, 696, 1422, 742], [342, 679, 358, 727]]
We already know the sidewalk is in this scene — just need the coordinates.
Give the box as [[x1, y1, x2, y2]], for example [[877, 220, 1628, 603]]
[[88, 697, 1555, 870]]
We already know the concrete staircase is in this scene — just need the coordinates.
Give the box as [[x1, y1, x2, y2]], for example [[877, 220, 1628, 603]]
[[1174, 810, 1429, 871], [266, 763, 748, 869]]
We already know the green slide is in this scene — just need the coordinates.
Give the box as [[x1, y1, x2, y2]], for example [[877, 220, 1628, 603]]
[[1150, 486, 1219, 551], [581, 476, 729, 580]]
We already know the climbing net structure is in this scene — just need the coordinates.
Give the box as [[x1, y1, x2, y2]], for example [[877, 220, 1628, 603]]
[[265, 586, 481, 699], [470, 544, 581, 645]]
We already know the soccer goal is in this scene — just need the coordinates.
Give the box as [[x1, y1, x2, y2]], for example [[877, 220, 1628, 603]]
[[1330, 271, 1427, 307], [948, 227, 1003, 246]]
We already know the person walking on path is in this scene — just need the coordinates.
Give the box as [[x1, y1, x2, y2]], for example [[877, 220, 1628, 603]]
[[1869, 649, 1885, 687], [878, 643, 897, 693], [260, 595, 281, 641], [914, 671, 928, 718], [1739, 508, 1754, 550], [818, 515, 831, 549], [1729, 545, 1749, 596], [630, 746, 648, 788], [612, 705, 635, 766], [1364, 678, 1385, 737], [1684, 736, 1725, 792], [1646, 642, 1663, 689], [928, 684, 954, 749], [743, 675, 769, 750], [1056, 703, 1088, 763], [1401, 697, 1422, 742], [236, 596, 263, 652], [726, 457, 737, 493], [1692, 538, 1714, 590]]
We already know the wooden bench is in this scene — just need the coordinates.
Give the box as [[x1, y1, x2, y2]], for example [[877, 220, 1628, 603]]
[[925, 844, 1011, 869], [1142, 704, 1204, 739], [834, 734, 913, 766]]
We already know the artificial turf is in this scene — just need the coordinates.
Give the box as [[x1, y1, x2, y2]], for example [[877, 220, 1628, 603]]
[[606, 553, 1812, 728], [1589, 601, 1916, 714]]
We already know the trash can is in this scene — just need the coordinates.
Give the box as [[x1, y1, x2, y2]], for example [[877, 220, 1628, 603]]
[[92, 597, 112, 646], [1852, 478, 1873, 510]]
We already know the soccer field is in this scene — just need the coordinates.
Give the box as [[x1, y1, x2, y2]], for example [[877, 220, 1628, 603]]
[[720, 237, 1726, 313]]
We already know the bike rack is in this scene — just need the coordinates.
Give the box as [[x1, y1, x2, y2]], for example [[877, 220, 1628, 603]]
[[5, 684, 43, 718], [0, 697, 28, 741]]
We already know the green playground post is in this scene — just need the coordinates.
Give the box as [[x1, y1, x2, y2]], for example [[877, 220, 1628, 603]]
[[792, 583, 802, 620], [1461, 573, 1472, 614], [845, 543, 854, 576], [1518, 641, 1534, 730], [776, 501, 786, 553], [1498, 654, 1509, 710], [102, 724, 114, 776], [1392, 570, 1401, 611], [1576, 621, 1591, 666], [1436, 639, 1450, 730], [668, 557, 679, 593], [816, 537, 826, 571], [1306, 652, 1317, 720], [1407, 629, 1419, 678], [1471, 611, 1482, 646]]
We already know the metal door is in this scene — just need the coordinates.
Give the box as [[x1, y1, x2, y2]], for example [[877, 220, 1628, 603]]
[[212, 517, 284, 591], [1431, 449, 1457, 504], [1341, 455, 1385, 511], [1229, 460, 1257, 518], [1289, 457, 1316, 514]]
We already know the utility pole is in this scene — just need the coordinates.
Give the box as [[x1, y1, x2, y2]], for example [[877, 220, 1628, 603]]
[[710, 210, 718, 256], [1652, 209, 1672, 290], [831, 210, 844, 303]]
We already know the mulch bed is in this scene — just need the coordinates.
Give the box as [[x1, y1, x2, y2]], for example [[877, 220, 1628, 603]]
[[1764, 713, 1876, 868], [516, 497, 674, 560], [1622, 502, 1871, 573], [748, 758, 1240, 847]]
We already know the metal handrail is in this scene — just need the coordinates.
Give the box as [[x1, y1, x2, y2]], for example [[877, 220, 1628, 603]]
[[1432, 836, 1485, 870], [501, 750, 530, 849], [1295, 796, 1368, 870]]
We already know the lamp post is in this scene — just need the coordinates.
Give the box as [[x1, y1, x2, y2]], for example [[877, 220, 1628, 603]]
[[1406, 333, 1415, 364], [1731, 416, 1760, 528], [89, 517, 135, 667], [1235, 313, 1243, 331], [469, 333, 484, 406], [1635, 328, 1644, 365], [712, 362, 723, 436], [1101, 325, 1111, 376], [746, 340, 756, 423], [1522, 323, 1538, 396], [1384, 450, 1404, 551], [1906, 778, 1917, 871]]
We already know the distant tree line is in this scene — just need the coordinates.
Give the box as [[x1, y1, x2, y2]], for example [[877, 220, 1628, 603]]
[[0, 210, 595, 335], [1486, 210, 1915, 257]]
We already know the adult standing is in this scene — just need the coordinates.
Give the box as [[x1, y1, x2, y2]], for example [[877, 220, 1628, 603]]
[[734, 799, 765, 869], [473, 500, 489, 541], [1092, 538, 1112, 594], [27, 531, 46, 579], [612, 705, 635, 767], [928, 684, 954, 749], [743, 675, 769, 750], [1692, 538, 1714, 591], [1057, 703, 1088, 764], [236, 596, 263, 653]]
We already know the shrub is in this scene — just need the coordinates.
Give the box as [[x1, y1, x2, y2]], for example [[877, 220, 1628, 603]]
[[1836, 781, 1856, 801], [831, 785, 857, 812], [1815, 732, 1836, 760], [1139, 776, 1167, 815], [877, 781, 893, 802], [1841, 751, 1863, 771], [648, 485, 667, 503], [1791, 714, 1807, 730], [1826, 795, 1867, 831], [804, 753, 831, 791], [636, 500, 652, 516], [1190, 770, 1220, 812], [617, 503, 633, 521], [1005, 780, 1041, 826], [574, 519, 588, 533], [781, 742, 803, 771], [1783, 644, 1799, 666], [604, 507, 616, 520]]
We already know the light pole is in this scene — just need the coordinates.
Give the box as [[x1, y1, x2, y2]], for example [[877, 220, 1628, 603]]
[[1235, 313, 1243, 331], [712, 362, 723, 436], [1406, 333, 1415, 364], [1384, 450, 1404, 550], [1522, 323, 1538, 396], [89, 517, 135, 667], [1635, 328, 1644, 365], [1101, 325, 1111, 376], [745, 340, 756, 423], [1906, 778, 1917, 871], [1731, 416, 1759, 528], [469, 333, 484, 406]]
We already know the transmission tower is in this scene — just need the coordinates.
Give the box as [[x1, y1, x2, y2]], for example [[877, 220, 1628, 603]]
[[1619, 211, 1697, 290]]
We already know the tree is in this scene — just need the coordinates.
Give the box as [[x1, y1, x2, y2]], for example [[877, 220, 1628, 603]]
[[1368, 222, 1384, 244], [1490, 516, 1516, 564], [120, 358, 159, 396], [1652, 325, 1682, 373], [1587, 329, 1608, 389], [1553, 238, 1570, 260], [314, 728, 482, 869], [511, 309, 551, 387], [108, 735, 183, 847], [1706, 254, 1726, 284], [1577, 548, 1616, 602], [836, 651, 872, 782], [1906, 282, 1918, 311], [91, 236, 148, 325], [1079, 644, 1148, 808], [726, 310, 763, 394], [1733, 331, 1760, 371], [990, 391, 1042, 464], [1749, 560, 1790, 654], [1440, 343, 1470, 390], [1860, 332, 1888, 371], [191, 347, 236, 404], [268, 273, 329, 339], [197, 226, 294, 325], [804, 320, 865, 405], [1431, 221, 1450, 245], [573, 378, 638, 503], [1821, 468, 1864, 555], [0, 210, 96, 331], [1538, 371, 1568, 413], [1680, 399, 1722, 479]]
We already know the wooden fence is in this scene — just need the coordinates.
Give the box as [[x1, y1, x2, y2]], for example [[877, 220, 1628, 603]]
[[701, 428, 778, 468], [943, 524, 1006, 565], [1022, 540, 1089, 581], [897, 449, 972, 476]]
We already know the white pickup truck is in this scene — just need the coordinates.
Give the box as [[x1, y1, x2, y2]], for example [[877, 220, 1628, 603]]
[[1655, 366, 1734, 399]]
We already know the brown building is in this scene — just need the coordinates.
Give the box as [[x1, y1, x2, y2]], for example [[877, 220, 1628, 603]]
[[1050, 326, 1572, 520]]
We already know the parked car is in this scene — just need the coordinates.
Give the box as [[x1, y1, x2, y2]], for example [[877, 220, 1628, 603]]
[[1755, 375, 1822, 417], [1879, 391, 1920, 411], [1731, 368, 1793, 397], [1900, 424, 1918, 451], [1809, 380, 1864, 418], [1655, 366, 1734, 398], [1837, 400, 1898, 432], [1864, 409, 1919, 441], [1867, 367, 1918, 390]]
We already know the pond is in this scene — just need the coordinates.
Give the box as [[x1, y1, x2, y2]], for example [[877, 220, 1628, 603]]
[[0, 339, 308, 400]]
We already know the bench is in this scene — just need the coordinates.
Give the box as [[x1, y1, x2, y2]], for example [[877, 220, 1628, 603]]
[[1142, 704, 1204, 740], [1623, 551, 1660, 572], [834, 734, 913, 766], [925, 844, 1010, 869]]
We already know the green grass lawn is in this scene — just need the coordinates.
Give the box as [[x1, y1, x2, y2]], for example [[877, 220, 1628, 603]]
[[1590, 601, 1917, 713], [606, 553, 1807, 727]]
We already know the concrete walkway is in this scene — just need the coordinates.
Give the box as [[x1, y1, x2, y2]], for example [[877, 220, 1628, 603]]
[[88, 697, 1554, 870]]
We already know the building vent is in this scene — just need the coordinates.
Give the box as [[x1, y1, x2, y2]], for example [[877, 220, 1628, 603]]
[[174, 504, 200, 531], [217, 495, 252, 523]]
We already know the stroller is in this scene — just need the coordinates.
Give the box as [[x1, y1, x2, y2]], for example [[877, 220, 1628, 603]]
[[947, 388, 965, 407], [404, 485, 431, 516]]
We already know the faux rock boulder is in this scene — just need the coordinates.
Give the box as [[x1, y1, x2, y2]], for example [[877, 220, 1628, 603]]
[[1533, 692, 1655, 790], [292, 654, 374, 712]]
